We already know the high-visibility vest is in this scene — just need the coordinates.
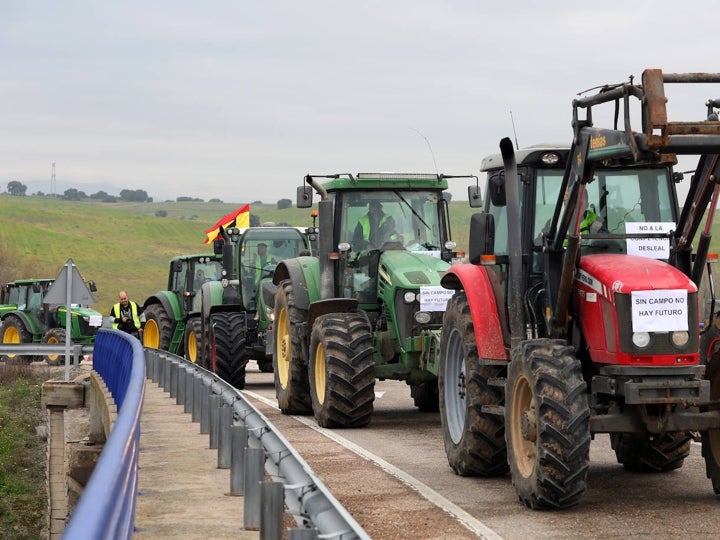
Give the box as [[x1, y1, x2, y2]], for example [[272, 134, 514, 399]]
[[112, 301, 141, 330], [358, 214, 397, 244]]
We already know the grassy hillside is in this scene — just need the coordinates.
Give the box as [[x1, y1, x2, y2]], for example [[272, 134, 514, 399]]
[[1, 194, 717, 312]]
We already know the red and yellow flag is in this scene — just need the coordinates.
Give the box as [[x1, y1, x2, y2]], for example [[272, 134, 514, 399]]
[[204, 204, 250, 243]]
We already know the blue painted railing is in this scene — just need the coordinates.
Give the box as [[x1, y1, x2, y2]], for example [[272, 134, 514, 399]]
[[63, 329, 145, 540]]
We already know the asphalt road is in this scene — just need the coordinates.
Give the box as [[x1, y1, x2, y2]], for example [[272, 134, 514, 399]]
[[241, 362, 720, 540]]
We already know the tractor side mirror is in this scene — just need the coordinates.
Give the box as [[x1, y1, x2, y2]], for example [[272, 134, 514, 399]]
[[297, 185, 313, 208], [87, 280, 97, 292], [468, 185, 483, 208], [468, 212, 495, 264], [488, 173, 506, 206]]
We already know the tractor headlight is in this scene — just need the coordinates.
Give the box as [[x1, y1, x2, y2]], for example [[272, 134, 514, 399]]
[[404, 291, 418, 303], [632, 332, 651, 348], [444, 241, 457, 251], [671, 331, 689, 348], [414, 311, 432, 324]]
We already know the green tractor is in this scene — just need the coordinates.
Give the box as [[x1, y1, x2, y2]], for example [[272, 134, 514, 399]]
[[142, 253, 224, 364], [0, 278, 102, 365], [271, 173, 473, 427], [201, 225, 316, 388]]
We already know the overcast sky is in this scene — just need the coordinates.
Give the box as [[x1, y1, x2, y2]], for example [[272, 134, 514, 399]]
[[1, 1, 718, 204]]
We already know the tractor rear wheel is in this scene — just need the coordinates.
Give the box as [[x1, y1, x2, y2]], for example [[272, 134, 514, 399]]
[[611, 432, 691, 472], [309, 312, 375, 428], [273, 280, 312, 414], [505, 339, 590, 509], [183, 318, 204, 366], [143, 304, 173, 351], [211, 312, 249, 389], [43, 327, 67, 366], [1, 315, 35, 364], [702, 353, 720, 494], [439, 292, 508, 476]]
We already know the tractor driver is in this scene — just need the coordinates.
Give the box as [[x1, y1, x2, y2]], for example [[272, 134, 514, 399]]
[[352, 200, 399, 252]]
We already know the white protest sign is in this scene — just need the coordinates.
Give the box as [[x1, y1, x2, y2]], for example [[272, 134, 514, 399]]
[[419, 286, 454, 311], [631, 289, 688, 332], [626, 222, 674, 259]]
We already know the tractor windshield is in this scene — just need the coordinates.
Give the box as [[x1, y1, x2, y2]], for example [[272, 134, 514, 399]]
[[341, 190, 445, 255]]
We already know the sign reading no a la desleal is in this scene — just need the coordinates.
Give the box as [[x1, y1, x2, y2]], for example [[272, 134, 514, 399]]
[[631, 289, 688, 332]]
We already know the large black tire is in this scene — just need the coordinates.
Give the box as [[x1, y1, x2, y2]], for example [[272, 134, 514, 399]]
[[505, 340, 591, 510], [701, 317, 720, 366], [211, 312, 249, 389], [702, 351, 720, 494], [273, 280, 312, 414], [611, 432, 691, 472], [143, 304, 174, 351], [43, 327, 67, 366], [308, 312, 375, 428], [410, 381, 439, 412], [439, 292, 508, 476], [1, 315, 35, 364], [183, 318, 204, 366]]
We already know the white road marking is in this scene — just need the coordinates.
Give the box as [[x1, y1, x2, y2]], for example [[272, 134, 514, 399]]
[[243, 389, 504, 540]]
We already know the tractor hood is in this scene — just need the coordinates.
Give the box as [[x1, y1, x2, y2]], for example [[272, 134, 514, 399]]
[[377, 249, 450, 288], [577, 254, 697, 300], [58, 305, 104, 320]]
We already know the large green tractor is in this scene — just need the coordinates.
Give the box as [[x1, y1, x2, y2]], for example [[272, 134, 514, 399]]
[[271, 173, 473, 427], [0, 278, 102, 365], [142, 253, 223, 364], [201, 225, 315, 389]]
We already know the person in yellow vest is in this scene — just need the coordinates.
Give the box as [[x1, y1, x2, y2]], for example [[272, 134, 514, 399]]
[[352, 200, 398, 251], [110, 291, 144, 338]]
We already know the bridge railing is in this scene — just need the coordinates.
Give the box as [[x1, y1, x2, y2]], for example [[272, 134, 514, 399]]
[[63, 329, 145, 540]]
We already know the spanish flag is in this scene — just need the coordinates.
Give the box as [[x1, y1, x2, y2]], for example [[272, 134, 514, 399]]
[[204, 204, 250, 243]]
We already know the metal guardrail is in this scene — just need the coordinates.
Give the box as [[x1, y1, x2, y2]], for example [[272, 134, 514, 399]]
[[0, 343, 93, 380], [145, 348, 370, 539], [63, 329, 145, 539]]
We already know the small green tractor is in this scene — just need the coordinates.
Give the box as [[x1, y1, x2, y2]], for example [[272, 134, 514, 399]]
[[143, 253, 224, 363], [199, 225, 315, 388], [0, 278, 102, 365]]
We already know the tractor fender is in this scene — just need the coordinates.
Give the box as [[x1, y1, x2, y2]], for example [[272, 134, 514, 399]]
[[143, 292, 182, 322], [441, 264, 508, 360], [273, 256, 321, 312]]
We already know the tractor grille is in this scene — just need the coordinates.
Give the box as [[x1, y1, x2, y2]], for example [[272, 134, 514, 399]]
[[77, 317, 99, 337], [615, 292, 699, 354], [393, 289, 443, 344]]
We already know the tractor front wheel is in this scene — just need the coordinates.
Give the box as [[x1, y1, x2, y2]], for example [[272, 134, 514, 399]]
[[702, 352, 720, 494], [273, 280, 312, 414], [439, 292, 507, 477], [43, 327, 67, 366], [183, 318, 204, 366], [505, 339, 590, 509], [143, 304, 173, 351], [211, 312, 249, 389], [309, 312, 375, 428]]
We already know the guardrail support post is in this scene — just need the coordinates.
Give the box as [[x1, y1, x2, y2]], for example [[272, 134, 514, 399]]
[[200, 381, 211, 434], [169, 361, 178, 398], [230, 424, 248, 495], [217, 402, 232, 469], [243, 448, 265, 531], [184, 366, 194, 414], [176, 364, 185, 405], [192, 376, 202, 423], [208, 394, 220, 449], [260, 482, 284, 540]]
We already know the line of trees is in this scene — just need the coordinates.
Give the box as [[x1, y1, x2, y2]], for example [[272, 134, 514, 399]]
[[4, 181, 152, 202]]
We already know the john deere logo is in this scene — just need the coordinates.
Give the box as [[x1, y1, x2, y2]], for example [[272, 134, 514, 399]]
[[590, 135, 607, 149]]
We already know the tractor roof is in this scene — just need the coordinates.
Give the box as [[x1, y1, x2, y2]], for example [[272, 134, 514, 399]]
[[480, 144, 570, 172], [322, 173, 449, 192]]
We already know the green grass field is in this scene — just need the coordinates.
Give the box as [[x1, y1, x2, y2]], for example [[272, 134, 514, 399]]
[[0, 193, 716, 312]]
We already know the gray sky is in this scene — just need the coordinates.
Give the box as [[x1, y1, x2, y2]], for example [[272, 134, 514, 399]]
[[1, 1, 717, 204]]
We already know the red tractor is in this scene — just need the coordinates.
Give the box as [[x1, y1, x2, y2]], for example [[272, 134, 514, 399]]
[[439, 70, 720, 509]]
